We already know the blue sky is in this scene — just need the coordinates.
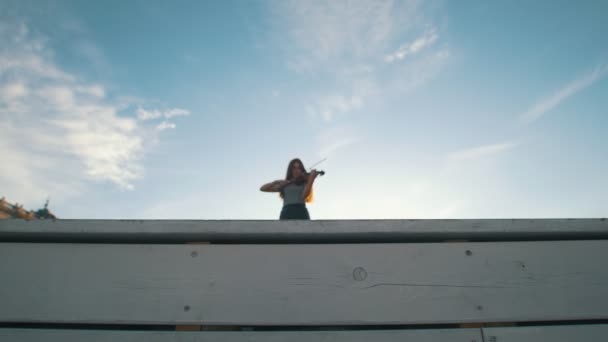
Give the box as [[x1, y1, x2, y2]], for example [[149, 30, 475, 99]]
[[1, 0, 607, 219]]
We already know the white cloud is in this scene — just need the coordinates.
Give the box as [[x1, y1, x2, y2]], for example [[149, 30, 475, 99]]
[[37, 86, 75, 110], [76, 84, 105, 98], [448, 142, 518, 161], [307, 77, 377, 121], [519, 64, 608, 124], [0, 129, 85, 207], [137, 107, 162, 120], [0, 22, 190, 205], [1, 82, 28, 99], [164, 108, 190, 119], [276, 0, 416, 70], [156, 121, 176, 131], [271, 0, 447, 122], [316, 94, 363, 122], [137, 106, 190, 121], [390, 49, 450, 93], [385, 29, 438, 62]]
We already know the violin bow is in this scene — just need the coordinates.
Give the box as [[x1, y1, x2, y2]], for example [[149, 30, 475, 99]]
[[308, 157, 326, 170]]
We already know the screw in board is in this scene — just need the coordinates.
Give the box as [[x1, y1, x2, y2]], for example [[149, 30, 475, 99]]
[[353, 267, 368, 281]]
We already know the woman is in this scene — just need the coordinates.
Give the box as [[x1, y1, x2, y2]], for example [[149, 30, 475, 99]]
[[260, 158, 319, 220]]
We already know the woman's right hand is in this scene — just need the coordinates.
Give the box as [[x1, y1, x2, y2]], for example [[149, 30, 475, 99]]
[[261, 179, 291, 192]]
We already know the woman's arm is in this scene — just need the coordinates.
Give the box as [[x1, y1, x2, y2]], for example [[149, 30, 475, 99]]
[[260, 179, 291, 192], [301, 170, 318, 200]]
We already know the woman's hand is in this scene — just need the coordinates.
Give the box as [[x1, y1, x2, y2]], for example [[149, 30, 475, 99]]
[[260, 179, 292, 192], [301, 169, 317, 201]]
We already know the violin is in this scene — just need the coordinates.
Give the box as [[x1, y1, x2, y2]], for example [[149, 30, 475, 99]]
[[292, 170, 325, 185]]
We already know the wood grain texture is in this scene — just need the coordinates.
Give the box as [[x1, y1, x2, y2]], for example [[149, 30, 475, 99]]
[[1, 219, 607, 243], [2, 241, 608, 325], [482, 324, 608, 341], [0, 328, 483, 342]]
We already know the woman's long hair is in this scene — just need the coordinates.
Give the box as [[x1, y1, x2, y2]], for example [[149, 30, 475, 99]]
[[280, 158, 313, 203]]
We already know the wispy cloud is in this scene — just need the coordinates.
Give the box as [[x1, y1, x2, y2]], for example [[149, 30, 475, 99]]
[[448, 142, 518, 161], [156, 121, 176, 131], [277, 1, 400, 70], [164, 108, 190, 118], [318, 94, 363, 121], [385, 29, 438, 63], [390, 49, 450, 93], [265, 1, 450, 174], [0, 22, 190, 205], [270, 0, 447, 126], [519, 64, 608, 124], [308, 84, 370, 122], [136, 107, 163, 120], [137, 107, 190, 120]]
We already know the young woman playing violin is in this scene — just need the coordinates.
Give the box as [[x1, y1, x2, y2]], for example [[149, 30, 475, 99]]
[[260, 158, 322, 220]]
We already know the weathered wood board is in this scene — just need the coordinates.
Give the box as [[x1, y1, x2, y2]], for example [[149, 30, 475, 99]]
[[0, 328, 483, 342], [482, 324, 608, 341], [1, 219, 607, 242], [2, 241, 608, 325]]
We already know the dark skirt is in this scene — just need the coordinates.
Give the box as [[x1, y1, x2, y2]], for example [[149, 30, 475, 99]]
[[280, 204, 310, 220]]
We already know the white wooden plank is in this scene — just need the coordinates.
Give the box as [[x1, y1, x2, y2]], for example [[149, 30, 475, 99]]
[[1, 241, 608, 325], [0, 328, 483, 342], [483, 324, 608, 341], [1, 219, 607, 242]]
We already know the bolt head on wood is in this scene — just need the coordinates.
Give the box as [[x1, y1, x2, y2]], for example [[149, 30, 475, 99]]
[[353, 267, 368, 281]]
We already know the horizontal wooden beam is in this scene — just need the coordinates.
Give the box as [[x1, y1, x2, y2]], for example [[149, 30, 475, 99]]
[[2, 241, 608, 325], [4, 324, 607, 341], [1, 219, 607, 243], [0, 328, 483, 342], [482, 324, 608, 341]]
